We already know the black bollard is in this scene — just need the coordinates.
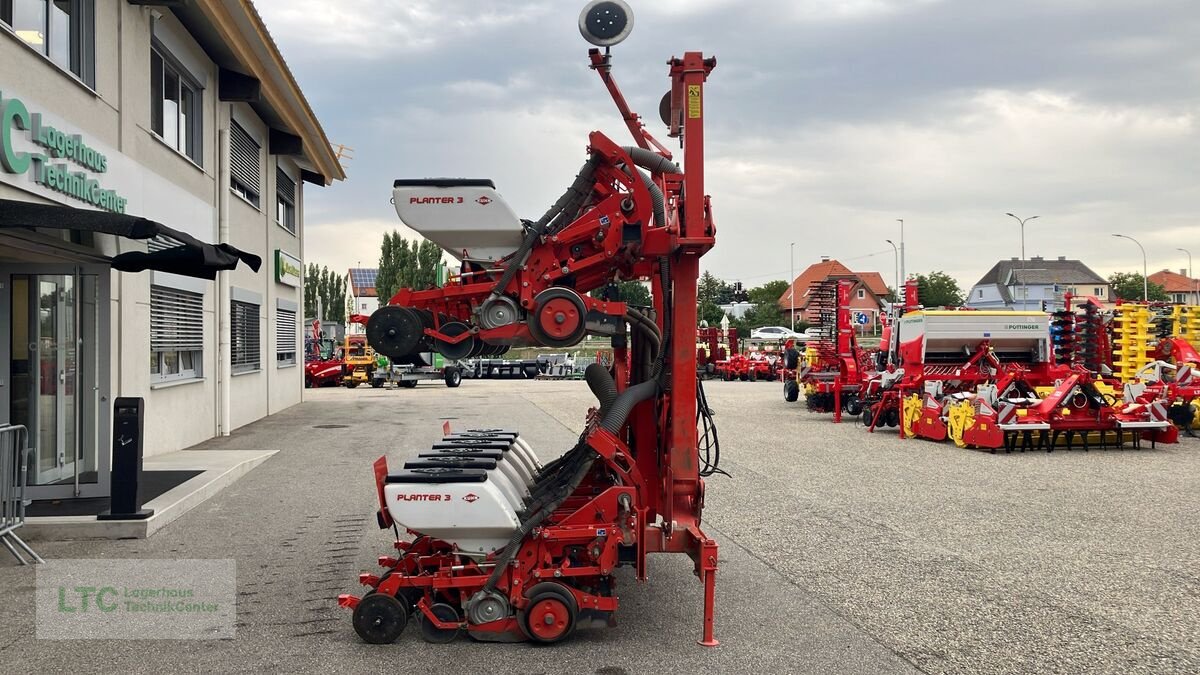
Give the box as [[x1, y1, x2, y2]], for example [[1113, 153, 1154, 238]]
[[98, 397, 154, 520]]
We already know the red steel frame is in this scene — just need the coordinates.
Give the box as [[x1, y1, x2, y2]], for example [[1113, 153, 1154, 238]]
[[341, 49, 721, 646]]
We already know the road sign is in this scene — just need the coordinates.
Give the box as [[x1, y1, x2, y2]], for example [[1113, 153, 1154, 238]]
[[854, 312, 870, 325]]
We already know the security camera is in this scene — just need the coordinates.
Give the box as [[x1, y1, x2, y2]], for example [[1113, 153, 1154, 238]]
[[579, 0, 634, 47]]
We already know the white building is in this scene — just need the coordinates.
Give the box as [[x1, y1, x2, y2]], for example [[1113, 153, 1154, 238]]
[[346, 267, 378, 332], [0, 0, 344, 503]]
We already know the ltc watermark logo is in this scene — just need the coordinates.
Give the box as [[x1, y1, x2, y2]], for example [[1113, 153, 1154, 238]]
[[36, 559, 236, 639]]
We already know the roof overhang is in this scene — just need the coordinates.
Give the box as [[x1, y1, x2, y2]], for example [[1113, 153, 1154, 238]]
[[172, 1, 345, 185]]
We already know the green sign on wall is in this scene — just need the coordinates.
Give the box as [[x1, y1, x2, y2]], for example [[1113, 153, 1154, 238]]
[[275, 250, 301, 287], [0, 89, 129, 213]]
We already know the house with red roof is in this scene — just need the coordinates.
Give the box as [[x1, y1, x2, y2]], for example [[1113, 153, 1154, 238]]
[[777, 257, 891, 329], [1148, 268, 1200, 305]]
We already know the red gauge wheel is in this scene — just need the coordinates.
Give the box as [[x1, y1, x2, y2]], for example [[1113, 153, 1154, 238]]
[[519, 583, 578, 644], [529, 288, 588, 348]]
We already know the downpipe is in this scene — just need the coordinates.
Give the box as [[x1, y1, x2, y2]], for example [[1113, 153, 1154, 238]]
[[217, 126, 232, 436]]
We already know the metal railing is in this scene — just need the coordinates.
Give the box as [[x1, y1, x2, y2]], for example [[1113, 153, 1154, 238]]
[[1, 424, 43, 564]]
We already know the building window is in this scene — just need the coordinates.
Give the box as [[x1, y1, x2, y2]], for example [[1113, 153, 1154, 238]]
[[1175, 293, 1187, 304], [977, 289, 983, 298], [1094, 287, 1103, 297], [229, 121, 261, 207], [150, 286, 204, 383], [231, 299, 261, 372], [150, 40, 203, 164], [276, 307, 296, 366], [856, 289, 865, 299], [276, 167, 296, 234], [2, 0, 94, 85]]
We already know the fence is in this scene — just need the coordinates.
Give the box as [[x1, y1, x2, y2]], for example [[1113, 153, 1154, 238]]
[[1, 424, 43, 564]]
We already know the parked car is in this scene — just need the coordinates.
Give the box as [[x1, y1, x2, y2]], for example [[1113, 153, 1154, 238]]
[[750, 326, 803, 341]]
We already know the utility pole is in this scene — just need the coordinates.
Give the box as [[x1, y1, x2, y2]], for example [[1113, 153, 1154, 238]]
[[1006, 213, 1039, 310], [896, 219, 905, 292]]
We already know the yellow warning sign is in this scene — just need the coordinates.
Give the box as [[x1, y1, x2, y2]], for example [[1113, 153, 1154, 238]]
[[687, 85, 702, 119]]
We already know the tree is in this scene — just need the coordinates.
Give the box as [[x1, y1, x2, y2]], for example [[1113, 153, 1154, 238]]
[[729, 280, 787, 333], [304, 264, 347, 323], [1108, 272, 1167, 302], [749, 279, 789, 306], [913, 271, 964, 307], [590, 280, 653, 307]]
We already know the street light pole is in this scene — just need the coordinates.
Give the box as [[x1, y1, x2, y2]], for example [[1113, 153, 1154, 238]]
[[896, 219, 905, 291], [789, 242, 795, 331], [1178, 248, 1195, 305], [1112, 234, 1148, 301], [885, 239, 899, 366], [1006, 213, 1039, 310]]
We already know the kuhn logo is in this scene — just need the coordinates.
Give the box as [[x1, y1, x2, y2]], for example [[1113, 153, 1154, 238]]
[[475, 196, 492, 205], [409, 197, 463, 205], [463, 493, 479, 503], [395, 493, 451, 502]]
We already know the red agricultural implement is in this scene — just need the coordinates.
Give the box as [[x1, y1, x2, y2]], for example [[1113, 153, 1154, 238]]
[[696, 326, 737, 378], [339, 2, 724, 646], [879, 306, 1178, 452], [790, 279, 874, 417]]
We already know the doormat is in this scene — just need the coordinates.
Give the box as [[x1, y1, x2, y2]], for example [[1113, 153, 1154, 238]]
[[25, 470, 203, 517]]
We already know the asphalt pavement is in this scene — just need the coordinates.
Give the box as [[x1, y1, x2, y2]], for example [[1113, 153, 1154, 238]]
[[1, 378, 1197, 673]]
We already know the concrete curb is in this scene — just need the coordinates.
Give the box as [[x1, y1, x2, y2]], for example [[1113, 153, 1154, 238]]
[[21, 449, 278, 542]]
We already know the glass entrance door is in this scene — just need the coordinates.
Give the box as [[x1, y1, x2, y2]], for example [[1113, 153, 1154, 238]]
[[6, 268, 106, 499]]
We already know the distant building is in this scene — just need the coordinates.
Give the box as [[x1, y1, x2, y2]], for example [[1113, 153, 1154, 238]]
[[1148, 269, 1200, 305], [718, 301, 755, 320], [778, 258, 890, 329], [347, 268, 379, 332], [966, 256, 1109, 310]]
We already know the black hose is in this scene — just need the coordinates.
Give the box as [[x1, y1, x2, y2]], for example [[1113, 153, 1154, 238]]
[[486, 157, 598, 304], [600, 380, 659, 433], [621, 146, 681, 175], [635, 168, 666, 228], [585, 363, 618, 413]]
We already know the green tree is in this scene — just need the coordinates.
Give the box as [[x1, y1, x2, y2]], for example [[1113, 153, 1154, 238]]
[[913, 271, 964, 307], [749, 279, 789, 305], [590, 280, 653, 307], [376, 232, 398, 302], [1108, 272, 1167, 302], [699, 271, 732, 305], [304, 264, 346, 323], [698, 299, 725, 326]]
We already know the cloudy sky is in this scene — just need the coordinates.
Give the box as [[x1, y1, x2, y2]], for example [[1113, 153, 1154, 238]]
[[255, 0, 1199, 291]]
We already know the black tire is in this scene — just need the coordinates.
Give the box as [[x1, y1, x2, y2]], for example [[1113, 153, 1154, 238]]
[[371, 380, 383, 388], [844, 395, 863, 417], [885, 408, 900, 428], [519, 582, 578, 644], [352, 593, 408, 644], [749, 369, 757, 382], [399, 380, 418, 389], [444, 368, 462, 388], [344, 381, 358, 389], [784, 380, 799, 402], [862, 406, 875, 427]]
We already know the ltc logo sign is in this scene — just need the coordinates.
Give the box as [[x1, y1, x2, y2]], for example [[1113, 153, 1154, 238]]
[[462, 493, 479, 503]]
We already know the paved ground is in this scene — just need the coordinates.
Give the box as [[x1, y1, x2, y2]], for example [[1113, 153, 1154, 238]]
[[1, 379, 1197, 673]]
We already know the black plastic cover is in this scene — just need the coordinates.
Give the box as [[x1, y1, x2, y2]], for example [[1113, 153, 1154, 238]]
[[385, 468, 489, 484], [393, 178, 496, 188]]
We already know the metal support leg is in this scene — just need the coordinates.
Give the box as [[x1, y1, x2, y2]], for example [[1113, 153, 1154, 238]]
[[697, 537, 719, 647]]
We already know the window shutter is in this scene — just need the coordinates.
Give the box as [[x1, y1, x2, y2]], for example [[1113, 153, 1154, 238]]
[[151, 286, 204, 352], [230, 121, 261, 196], [276, 308, 297, 357], [276, 167, 295, 204], [231, 300, 261, 369]]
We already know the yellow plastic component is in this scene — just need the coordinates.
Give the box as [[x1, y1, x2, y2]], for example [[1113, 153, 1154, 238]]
[[1112, 304, 1153, 382], [947, 400, 973, 448], [901, 394, 921, 438]]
